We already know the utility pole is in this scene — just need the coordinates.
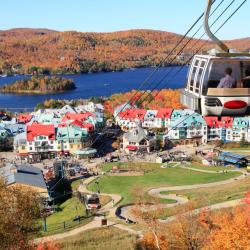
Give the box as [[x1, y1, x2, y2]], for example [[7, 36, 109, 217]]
[[95, 180, 100, 194]]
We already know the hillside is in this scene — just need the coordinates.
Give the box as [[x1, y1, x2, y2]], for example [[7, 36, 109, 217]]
[[0, 28, 249, 75]]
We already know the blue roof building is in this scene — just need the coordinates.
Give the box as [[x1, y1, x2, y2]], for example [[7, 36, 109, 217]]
[[218, 152, 248, 168]]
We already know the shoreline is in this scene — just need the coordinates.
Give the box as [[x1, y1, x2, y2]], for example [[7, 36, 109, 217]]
[[0, 88, 76, 95], [0, 63, 185, 77]]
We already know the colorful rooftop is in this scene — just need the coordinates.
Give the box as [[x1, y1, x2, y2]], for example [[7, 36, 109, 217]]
[[26, 124, 55, 141]]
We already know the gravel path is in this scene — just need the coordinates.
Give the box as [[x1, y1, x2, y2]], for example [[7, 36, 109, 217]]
[[120, 167, 248, 222], [35, 166, 248, 243]]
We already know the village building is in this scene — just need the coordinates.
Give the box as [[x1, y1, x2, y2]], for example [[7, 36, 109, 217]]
[[56, 125, 91, 155], [123, 123, 156, 153], [168, 111, 207, 145], [25, 124, 56, 161], [17, 113, 33, 124], [114, 102, 135, 117], [142, 110, 158, 128], [231, 117, 249, 142], [13, 131, 27, 158], [116, 108, 147, 130], [218, 152, 248, 168], [204, 116, 234, 142], [155, 108, 173, 129], [0, 164, 49, 197]]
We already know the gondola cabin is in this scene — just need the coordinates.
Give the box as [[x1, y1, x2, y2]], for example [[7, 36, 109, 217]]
[[181, 54, 250, 116]]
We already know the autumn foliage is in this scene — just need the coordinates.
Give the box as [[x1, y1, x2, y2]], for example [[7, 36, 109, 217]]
[[136, 192, 250, 250], [0, 76, 75, 93], [104, 89, 184, 117], [0, 179, 41, 250], [0, 28, 249, 75], [36, 241, 60, 250]]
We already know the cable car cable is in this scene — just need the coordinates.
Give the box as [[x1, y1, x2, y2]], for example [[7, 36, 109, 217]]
[[90, 1, 218, 147], [101, 1, 217, 120], [118, 0, 247, 140], [135, 0, 226, 105], [91, 0, 242, 150], [156, 0, 248, 137], [151, 0, 247, 103], [137, 0, 238, 106]]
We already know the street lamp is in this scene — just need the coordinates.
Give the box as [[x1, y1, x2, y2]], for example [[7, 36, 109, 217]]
[[95, 180, 100, 194]]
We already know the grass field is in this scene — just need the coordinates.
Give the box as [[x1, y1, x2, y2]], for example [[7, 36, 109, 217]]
[[39, 196, 91, 236], [88, 162, 241, 205], [182, 163, 235, 171], [58, 227, 137, 250]]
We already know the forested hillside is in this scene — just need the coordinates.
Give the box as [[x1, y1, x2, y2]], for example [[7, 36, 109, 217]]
[[0, 76, 75, 94], [0, 28, 249, 75]]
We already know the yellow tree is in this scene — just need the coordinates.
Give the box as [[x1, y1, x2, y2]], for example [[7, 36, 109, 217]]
[[0, 178, 41, 250], [204, 193, 250, 250]]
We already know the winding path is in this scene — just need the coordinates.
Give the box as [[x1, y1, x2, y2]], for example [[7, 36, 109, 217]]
[[36, 165, 249, 243], [119, 166, 248, 222]]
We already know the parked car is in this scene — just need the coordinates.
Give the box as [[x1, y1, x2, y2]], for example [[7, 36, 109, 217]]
[[105, 156, 120, 162]]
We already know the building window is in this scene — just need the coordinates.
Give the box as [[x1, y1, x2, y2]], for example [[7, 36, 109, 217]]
[[29, 147, 32, 150]]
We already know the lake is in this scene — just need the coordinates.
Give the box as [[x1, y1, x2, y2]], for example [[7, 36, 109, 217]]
[[0, 66, 188, 111]]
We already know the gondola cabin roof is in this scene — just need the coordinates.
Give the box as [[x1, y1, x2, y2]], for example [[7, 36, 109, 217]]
[[192, 53, 250, 61]]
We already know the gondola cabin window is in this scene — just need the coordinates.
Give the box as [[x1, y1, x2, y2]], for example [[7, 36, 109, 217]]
[[188, 58, 207, 94], [203, 60, 250, 95], [189, 60, 198, 92]]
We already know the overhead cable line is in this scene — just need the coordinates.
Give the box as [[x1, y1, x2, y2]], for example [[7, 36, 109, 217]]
[[90, 2, 217, 146], [158, 0, 248, 138], [137, 0, 237, 106], [149, 0, 246, 104]]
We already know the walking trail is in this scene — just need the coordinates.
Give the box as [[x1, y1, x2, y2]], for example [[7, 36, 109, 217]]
[[36, 165, 249, 243]]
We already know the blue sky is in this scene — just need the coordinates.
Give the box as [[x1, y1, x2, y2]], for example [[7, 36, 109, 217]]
[[0, 0, 249, 39]]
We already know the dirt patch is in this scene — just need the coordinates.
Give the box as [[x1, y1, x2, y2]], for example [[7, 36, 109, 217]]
[[109, 171, 144, 176]]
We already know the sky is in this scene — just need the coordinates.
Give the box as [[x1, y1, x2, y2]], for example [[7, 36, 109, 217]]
[[0, 0, 249, 40]]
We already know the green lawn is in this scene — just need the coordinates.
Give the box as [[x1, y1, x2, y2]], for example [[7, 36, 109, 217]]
[[71, 179, 83, 191], [39, 196, 91, 236], [58, 227, 137, 250], [88, 162, 241, 205]]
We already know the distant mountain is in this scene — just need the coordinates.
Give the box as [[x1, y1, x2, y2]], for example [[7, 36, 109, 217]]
[[0, 28, 248, 75]]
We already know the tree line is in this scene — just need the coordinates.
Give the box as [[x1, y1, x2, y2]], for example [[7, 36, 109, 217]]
[[0, 29, 249, 75], [0, 76, 76, 94]]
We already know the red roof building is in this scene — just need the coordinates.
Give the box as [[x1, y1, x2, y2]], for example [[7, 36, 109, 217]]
[[218, 117, 234, 128], [69, 120, 94, 132], [204, 116, 234, 128], [18, 114, 33, 124], [26, 124, 56, 142], [204, 116, 219, 127], [118, 108, 147, 121], [61, 112, 96, 122], [156, 108, 173, 119], [82, 123, 94, 132]]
